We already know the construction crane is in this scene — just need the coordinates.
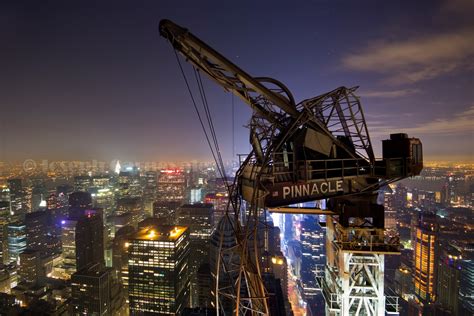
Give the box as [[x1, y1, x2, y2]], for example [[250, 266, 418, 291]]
[[160, 19, 423, 316]]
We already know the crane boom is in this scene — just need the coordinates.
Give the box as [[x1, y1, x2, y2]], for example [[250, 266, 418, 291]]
[[159, 19, 360, 161]]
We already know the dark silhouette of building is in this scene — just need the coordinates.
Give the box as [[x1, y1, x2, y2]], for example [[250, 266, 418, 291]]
[[71, 263, 121, 316], [176, 203, 214, 307]]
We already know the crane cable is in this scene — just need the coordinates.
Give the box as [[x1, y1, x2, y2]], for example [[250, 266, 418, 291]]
[[172, 49, 227, 186], [193, 68, 228, 186]]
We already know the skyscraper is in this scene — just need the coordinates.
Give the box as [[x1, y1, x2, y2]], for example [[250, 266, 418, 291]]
[[157, 169, 186, 203], [436, 243, 461, 314], [0, 201, 9, 264], [176, 204, 214, 306], [55, 211, 104, 279], [413, 212, 438, 305], [7, 179, 24, 216], [300, 215, 325, 300], [71, 263, 112, 316], [459, 244, 474, 314], [18, 249, 41, 286], [25, 211, 48, 254], [128, 225, 190, 315], [74, 176, 92, 192], [7, 222, 26, 264], [153, 200, 180, 225]]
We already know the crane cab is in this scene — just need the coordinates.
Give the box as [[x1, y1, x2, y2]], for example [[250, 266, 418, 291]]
[[382, 133, 423, 177]]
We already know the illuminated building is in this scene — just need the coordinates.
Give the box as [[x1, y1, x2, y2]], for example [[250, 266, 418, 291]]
[[300, 215, 325, 299], [7, 222, 26, 264], [7, 179, 24, 216], [157, 169, 186, 203], [111, 225, 135, 290], [18, 249, 41, 285], [91, 188, 115, 217], [55, 211, 104, 279], [190, 188, 203, 204], [74, 175, 92, 192], [92, 175, 110, 189], [413, 212, 438, 304], [128, 225, 190, 315], [153, 200, 180, 225], [204, 192, 228, 224], [116, 197, 144, 228], [0, 201, 9, 264], [436, 244, 461, 314], [117, 170, 142, 198], [270, 253, 288, 297], [209, 215, 239, 313], [459, 245, 474, 314], [176, 204, 214, 306], [25, 211, 49, 255], [143, 171, 158, 215]]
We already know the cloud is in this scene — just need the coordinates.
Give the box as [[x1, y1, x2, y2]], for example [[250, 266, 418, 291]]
[[359, 88, 420, 98], [369, 105, 474, 137], [342, 29, 474, 84]]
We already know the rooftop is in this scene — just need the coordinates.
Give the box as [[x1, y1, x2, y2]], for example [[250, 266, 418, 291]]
[[134, 225, 187, 242]]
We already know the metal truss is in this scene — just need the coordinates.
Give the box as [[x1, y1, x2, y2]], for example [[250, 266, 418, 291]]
[[319, 215, 400, 316], [298, 87, 374, 162]]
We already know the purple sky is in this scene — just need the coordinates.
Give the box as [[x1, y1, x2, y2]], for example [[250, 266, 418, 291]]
[[1, 0, 473, 162]]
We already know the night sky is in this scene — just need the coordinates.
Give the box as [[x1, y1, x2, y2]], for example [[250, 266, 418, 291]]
[[1, 0, 473, 163]]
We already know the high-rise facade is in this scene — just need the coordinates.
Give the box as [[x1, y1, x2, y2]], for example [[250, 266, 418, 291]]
[[128, 225, 190, 315], [7, 222, 26, 264], [436, 244, 461, 314], [157, 169, 186, 203], [71, 263, 112, 315], [55, 211, 104, 279], [300, 215, 325, 299], [176, 204, 214, 306], [413, 212, 438, 304], [459, 244, 474, 314]]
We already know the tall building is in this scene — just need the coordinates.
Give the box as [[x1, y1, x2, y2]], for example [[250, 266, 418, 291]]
[[128, 225, 190, 315], [18, 249, 41, 285], [176, 204, 214, 306], [204, 192, 229, 226], [55, 211, 104, 278], [143, 171, 158, 215], [68, 191, 92, 210], [0, 201, 9, 264], [74, 176, 92, 192], [111, 225, 135, 290], [209, 215, 239, 313], [7, 179, 24, 216], [300, 215, 325, 300], [7, 222, 26, 264], [117, 170, 142, 199], [413, 212, 438, 305], [153, 200, 180, 225], [25, 211, 48, 255], [157, 169, 186, 203], [71, 263, 112, 316], [116, 197, 143, 228], [459, 244, 474, 314], [436, 243, 461, 314]]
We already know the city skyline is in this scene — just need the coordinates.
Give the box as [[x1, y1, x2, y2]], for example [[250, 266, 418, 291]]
[[1, 0, 473, 162]]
